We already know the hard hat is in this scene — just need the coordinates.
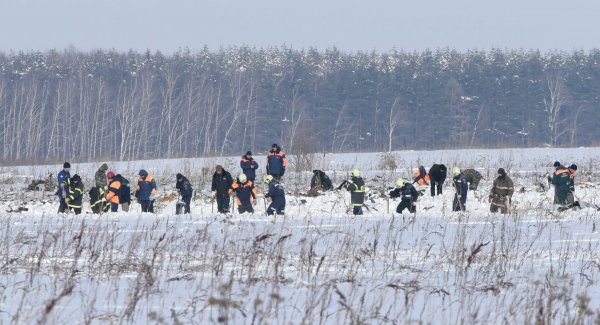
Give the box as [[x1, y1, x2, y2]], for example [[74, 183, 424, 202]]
[[452, 166, 461, 176], [238, 173, 247, 183], [351, 168, 361, 177], [396, 178, 405, 187], [265, 175, 274, 184]]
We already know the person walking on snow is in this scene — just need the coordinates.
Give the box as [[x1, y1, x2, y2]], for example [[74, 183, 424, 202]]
[[264, 175, 286, 215], [337, 168, 366, 215], [266, 144, 287, 180], [389, 178, 419, 214], [176, 173, 193, 214], [452, 167, 468, 212], [56, 162, 71, 213], [211, 165, 233, 213], [240, 151, 259, 181], [489, 168, 514, 214], [428, 164, 447, 196], [137, 169, 157, 213], [229, 173, 257, 214]]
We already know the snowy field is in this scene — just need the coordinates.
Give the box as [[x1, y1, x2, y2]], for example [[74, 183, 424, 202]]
[[2, 148, 600, 324]]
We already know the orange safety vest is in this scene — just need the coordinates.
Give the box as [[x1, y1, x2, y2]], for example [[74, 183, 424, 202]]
[[228, 181, 257, 206], [415, 171, 430, 185], [105, 180, 122, 204]]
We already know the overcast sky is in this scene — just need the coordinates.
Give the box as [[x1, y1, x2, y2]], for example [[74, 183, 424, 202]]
[[1, 0, 598, 53]]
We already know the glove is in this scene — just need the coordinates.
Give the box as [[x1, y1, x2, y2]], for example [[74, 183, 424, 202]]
[[280, 169, 285, 177], [252, 199, 257, 206], [267, 197, 272, 202], [65, 198, 71, 203], [411, 202, 416, 207], [102, 198, 107, 202]]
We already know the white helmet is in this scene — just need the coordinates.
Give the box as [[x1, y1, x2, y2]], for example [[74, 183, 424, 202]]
[[264, 175, 274, 184], [396, 178, 405, 187], [238, 173, 248, 183], [452, 166, 461, 176], [351, 168, 361, 177]]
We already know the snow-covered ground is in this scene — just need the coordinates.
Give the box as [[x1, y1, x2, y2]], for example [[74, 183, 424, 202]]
[[1, 148, 600, 324]]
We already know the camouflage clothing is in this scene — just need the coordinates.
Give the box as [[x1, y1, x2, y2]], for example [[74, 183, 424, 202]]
[[95, 163, 109, 188], [463, 169, 483, 190]]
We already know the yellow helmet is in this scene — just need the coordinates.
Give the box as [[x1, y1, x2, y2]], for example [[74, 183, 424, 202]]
[[264, 175, 274, 184], [238, 173, 248, 183], [396, 178, 405, 187], [351, 168, 361, 177], [452, 166, 461, 176]]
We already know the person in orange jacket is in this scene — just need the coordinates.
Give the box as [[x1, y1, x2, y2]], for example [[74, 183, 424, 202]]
[[228, 173, 257, 214], [267, 144, 287, 180], [413, 165, 430, 186], [105, 171, 122, 212]]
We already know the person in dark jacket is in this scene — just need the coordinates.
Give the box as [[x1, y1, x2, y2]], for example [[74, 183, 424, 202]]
[[463, 168, 483, 191], [428, 164, 447, 196], [64, 174, 84, 215], [119, 175, 131, 212], [264, 175, 286, 215], [389, 178, 419, 214], [266, 144, 287, 180], [211, 165, 233, 213], [240, 151, 259, 181], [56, 162, 71, 213], [229, 173, 257, 214], [551, 163, 571, 206], [310, 170, 333, 194], [452, 167, 468, 211], [136, 169, 157, 213], [105, 172, 122, 213], [337, 168, 366, 215], [176, 173, 193, 214], [489, 168, 514, 214]]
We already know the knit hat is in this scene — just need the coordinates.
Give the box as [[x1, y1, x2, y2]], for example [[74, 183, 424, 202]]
[[246, 151, 252, 156], [138, 169, 148, 177], [176, 173, 183, 179], [272, 143, 278, 148], [569, 164, 577, 170], [63, 162, 71, 168], [497, 168, 506, 176], [71, 174, 81, 183], [553, 161, 561, 167]]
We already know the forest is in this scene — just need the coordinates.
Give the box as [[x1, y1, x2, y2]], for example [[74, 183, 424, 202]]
[[0, 47, 598, 164]]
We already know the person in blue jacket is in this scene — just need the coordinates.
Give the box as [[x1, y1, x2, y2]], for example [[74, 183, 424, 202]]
[[264, 175, 286, 215], [56, 162, 71, 213], [266, 144, 287, 180], [118, 174, 131, 212], [240, 151, 259, 181], [136, 169, 157, 213], [176, 173, 193, 214]]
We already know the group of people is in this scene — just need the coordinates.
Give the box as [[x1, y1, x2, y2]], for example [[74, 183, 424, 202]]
[[55, 149, 576, 217], [56, 162, 158, 215], [335, 164, 516, 215], [211, 144, 287, 215]]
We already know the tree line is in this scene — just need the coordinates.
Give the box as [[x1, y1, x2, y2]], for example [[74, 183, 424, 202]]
[[0, 47, 598, 164]]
